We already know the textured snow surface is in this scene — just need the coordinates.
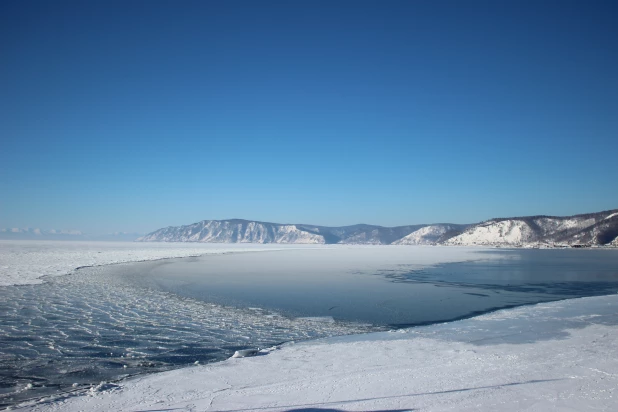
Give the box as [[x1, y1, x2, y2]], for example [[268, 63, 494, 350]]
[[604, 212, 618, 221], [534, 217, 595, 235], [138, 210, 618, 247], [0, 240, 309, 287], [393, 225, 456, 245], [23, 295, 618, 412], [446, 212, 618, 247], [338, 228, 383, 245], [138, 221, 325, 244], [446, 220, 536, 246]]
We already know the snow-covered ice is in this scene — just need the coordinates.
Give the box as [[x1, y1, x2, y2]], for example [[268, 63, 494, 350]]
[[3, 241, 618, 411], [0, 240, 320, 287], [20, 294, 618, 411]]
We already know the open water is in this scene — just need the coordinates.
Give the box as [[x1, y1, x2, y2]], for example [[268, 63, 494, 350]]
[[1, 247, 618, 407]]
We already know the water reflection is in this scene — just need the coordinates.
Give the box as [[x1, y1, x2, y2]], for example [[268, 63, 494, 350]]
[[137, 248, 618, 326]]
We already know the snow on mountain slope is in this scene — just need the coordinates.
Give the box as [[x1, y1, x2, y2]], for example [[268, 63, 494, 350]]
[[532, 217, 596, 238], [138, 210, 618, 247], [446, 210, 618, 247], [445, 220, 536, 246], [337, 228, 384, 245], [296, 224, 426, 245], [393, 224, 462, 245], [138, 220, 325, 244], [139, 221, 429, 245], [566, 214, 618, 246], [605, 212, 618, 221]]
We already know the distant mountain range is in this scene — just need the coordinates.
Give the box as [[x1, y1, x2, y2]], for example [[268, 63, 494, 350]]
[[137, 209, 618, 247], [0, 228, 142, 241]]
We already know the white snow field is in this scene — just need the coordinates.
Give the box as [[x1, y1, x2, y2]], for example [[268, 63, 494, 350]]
[[20, 294, 618, 412], [0, 241, 492, 288], [3, 241, 617, 411], [0, 240, 321, 287]]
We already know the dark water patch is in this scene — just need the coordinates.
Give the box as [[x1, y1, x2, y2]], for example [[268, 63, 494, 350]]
[[385, 249, 618, 298], [140, 248, 618, 328], [0, 264, 375, 408], [2, 248, 618, 408]]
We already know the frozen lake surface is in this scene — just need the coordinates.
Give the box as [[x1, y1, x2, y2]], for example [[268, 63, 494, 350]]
[[0, 258, 374, 407], [35, 294, 618, 412], [136, 248, 618, 325], [1, 244, 618, 408]]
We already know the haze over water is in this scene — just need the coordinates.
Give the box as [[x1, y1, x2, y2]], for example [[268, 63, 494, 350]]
[[137, 248, 618, 325]]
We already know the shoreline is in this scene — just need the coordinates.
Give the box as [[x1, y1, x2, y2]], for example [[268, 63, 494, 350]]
[[8, 280, 618, 410], [2, 239, 616, 288], [0, 240, 323, 287], [3, 242, 618, 410], [7, 292, 611, 409], [18, 293, 618, 411]]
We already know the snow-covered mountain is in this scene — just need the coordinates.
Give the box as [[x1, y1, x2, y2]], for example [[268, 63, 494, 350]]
[[444, 210, 618, 247], [0, 228, 84, 240], [392, 224, 466, 245], [296, 224, 427, 245], [137, 220, 325, 244], [138, 220, 431, 245], [0, 228, 141, 241], [138, 209, 618, 247]]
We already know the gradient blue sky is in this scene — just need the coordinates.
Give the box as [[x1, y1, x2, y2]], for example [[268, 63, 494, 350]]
[[1, 0, 617, 234]]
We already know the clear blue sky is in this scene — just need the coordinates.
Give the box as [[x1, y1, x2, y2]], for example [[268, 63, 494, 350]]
[[1, 0, 617, 234]]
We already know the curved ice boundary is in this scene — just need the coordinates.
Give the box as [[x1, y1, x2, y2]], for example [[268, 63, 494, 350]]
[[18, 294, 618, 412], [0, 240, 324, 287], [0, 263, 378, 408]]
